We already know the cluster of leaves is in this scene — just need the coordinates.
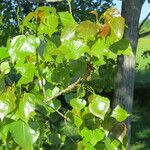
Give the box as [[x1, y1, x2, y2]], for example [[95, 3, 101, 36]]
[[0, 0, 114, 46], [0, 6, 131, 150]]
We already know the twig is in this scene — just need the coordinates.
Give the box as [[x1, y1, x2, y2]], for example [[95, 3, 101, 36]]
[[45, 78, 83, 121], [36, 49, 46, 98], [48, 78, 83, 101], [138, 12, 150, 32], [46, 103, 70, 121], [67, 0, 72, 15], [139, 30, 150, 38]]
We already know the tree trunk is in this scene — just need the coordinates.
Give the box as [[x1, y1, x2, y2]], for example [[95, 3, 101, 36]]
[[113, 0, 145, 149]]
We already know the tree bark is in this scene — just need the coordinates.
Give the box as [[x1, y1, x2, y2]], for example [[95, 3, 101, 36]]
[[113, 0, 145, 149]]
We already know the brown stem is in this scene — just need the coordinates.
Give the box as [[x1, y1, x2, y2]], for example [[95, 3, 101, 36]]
[[48, 78, 83, 101]]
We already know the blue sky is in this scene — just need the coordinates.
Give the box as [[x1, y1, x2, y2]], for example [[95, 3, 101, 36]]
[[113, 0, 150, 22]]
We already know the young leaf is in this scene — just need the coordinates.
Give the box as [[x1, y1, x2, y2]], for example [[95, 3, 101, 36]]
[[77, 21, 99, 41]]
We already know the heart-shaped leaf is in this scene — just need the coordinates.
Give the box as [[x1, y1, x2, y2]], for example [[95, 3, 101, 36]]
[[89, 95, 110, 119], [111, 105, 130, 122]]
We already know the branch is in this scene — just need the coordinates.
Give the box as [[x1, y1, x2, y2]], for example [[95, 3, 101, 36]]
[[139, 30, 150, 38], [44, 78, 83, 121], [48, 78, 83, 101], [138, 12, 150, 32]]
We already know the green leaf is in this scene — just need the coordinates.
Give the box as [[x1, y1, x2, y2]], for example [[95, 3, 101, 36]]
[[81, 128, 93, 144], [48, 99, 61, 112], [9, 35, 40, 63], [111, 139, 120, 149], [70, 58, 87, 78], [77, 21, 99, 41], [84, 143, 95, 150], [81, 128, 105, 146], [15, 63, 36, 86], [0, 61, 10, 74], [110, 39, 132, 55], [51, 64, 70, 85], [91, 129, 105, 146], [74, 115, 83, 127], [111, 105, 129, 122], [9, 120, 33, 149], [90, 38, 109, 58], [104, 138, 114, 150], [0, 118, 14, 142], [59, 12, 76, 27], [42, 40, 56, 62], [0, 47, 9, 60], [109, 17, 125, 41], [0, 88, 16, 120], [16, 93, 36, 122], [61, 25, 76, 42], [38, 13, 58, 37], [48, 133, 61, 146], [102, 7, 121, 20], [52, 40, 88, 60], [70, 98, 86, 110], [89, 95, 110, 119]]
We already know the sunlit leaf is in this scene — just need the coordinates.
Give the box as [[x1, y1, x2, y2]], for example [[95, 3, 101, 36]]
[[52, 40, 88, 60], [16, 93, 36, 122], [0, 88, 16, 120], [89, 38, 109, 58], [77, 21, 99, 41], [0, 61, 10, 74], [110, 39, 132, 55], [9, 120, 33, 149], [61, 25, 76, 42], [9, 35, 40, 63], [81, 128, 105, 146], [109, 17, 125, 41], [37, 13, 58, 37], [102, 7, 121, 21], [89, 95, 110, 119], [15, 63, 36, 86], [0, 47, 9, 60], [111, 105, 129, 122], [70, 98, 86, 110], [59, 12, 76, 27]]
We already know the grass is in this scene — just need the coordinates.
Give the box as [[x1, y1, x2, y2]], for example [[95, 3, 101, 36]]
[[131, 36, 150, 149], [136, 38, 150, 70], [135, 38, 150, 87]]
